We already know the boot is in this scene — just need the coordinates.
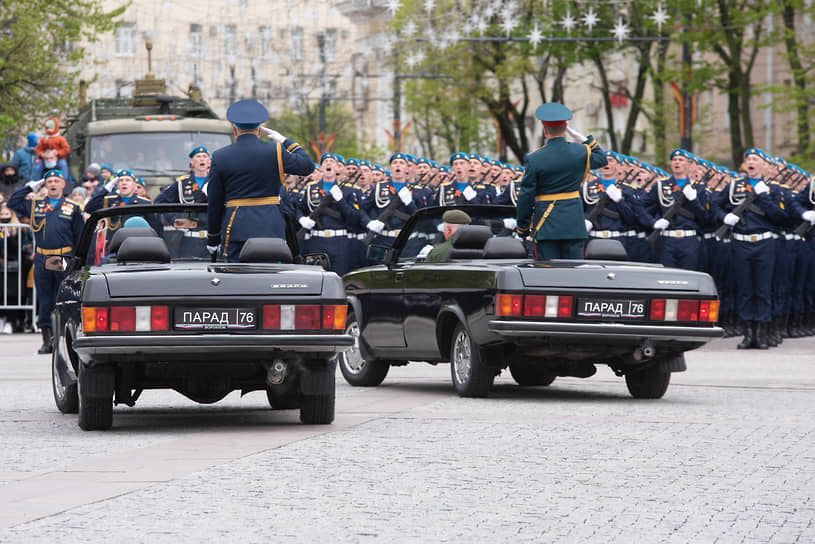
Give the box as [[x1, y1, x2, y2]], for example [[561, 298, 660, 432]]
[[737, 321, 755, 349], [755, 322, 769, 350], [774, 317, 783, 345], [766, 320, 778, 348], [37, 327, 53, 355], [780, 314, 791, 339], [789, 314, 804, 338], [807, 313, 815, 336]]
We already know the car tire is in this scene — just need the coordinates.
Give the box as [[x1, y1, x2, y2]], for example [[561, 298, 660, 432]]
[[78, 366, 113, 431], [337, 312, 389, 387], [266, 388, 300, 410], [509, 364, 556, 387], [625, 363, 671, 399], [299, 389, 335, 424], [52, 328, 78, 414], [450, 323, 495, 398]]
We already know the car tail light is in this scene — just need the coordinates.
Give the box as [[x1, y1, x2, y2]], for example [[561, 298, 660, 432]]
[[523, 295, 545, 317], [110, 307, 136, 331], [497, 294, 522, 316], [150, 306, 169, 331], [295, 305, 321, 329], [650, 298, 718, 322], [82, 307, 108, 332], [650, 299, 666, 320], [557, 296, 573, 318], [322, 305, 347, 330], [263, 305, 281, 329], [676, 300, 699, 322], [699, 300, 719, 322]]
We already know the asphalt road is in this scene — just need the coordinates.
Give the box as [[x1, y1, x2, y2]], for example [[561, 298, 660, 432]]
[[0, 333, 813, 543]]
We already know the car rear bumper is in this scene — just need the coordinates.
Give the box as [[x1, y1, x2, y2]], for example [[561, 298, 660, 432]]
[[73, 333, 354, 358], [488, 320, 723, 343]]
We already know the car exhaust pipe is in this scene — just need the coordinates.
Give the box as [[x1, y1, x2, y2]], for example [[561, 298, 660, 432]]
[[633, 342, 656, 361], [265, 360, 288, 386]]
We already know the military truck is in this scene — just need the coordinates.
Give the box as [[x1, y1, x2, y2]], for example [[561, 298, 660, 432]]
[[64, 43, 233, 197]]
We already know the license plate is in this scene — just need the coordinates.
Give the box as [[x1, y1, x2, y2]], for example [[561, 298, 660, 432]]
[[577, 298, 647, 319], [175, 307, 257, 330]]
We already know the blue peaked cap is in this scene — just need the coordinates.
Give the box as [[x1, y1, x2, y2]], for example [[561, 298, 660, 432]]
[[226, 99, 268, 129], [534, 102, 572, 122]]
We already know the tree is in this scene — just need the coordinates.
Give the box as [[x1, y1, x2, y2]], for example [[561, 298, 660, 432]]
[[0, 0, 125, 140]]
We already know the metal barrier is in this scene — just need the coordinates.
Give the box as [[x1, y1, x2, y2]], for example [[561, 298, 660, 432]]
[[1, 223, 37, 331]]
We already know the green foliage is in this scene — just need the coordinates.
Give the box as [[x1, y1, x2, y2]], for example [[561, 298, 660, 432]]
[[0, 0, 126, 141]]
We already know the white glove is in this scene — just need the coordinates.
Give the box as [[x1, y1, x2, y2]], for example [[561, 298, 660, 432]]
[[605, 184, 622, 203], [802, 210, 815, 224], [25, 179, 44, 192], [105, 179, 117, 192], [417, 244, 433, 259], [200, 182, 208, 196], [462, 185, 477, 201], [681, 184, 697, 201], [206, 245, 219, 255], [398, 186, 413, 206], [366, 219, 385, 234], [565, 126, 587, 142], [437, 223, 446, 233], [299, 216, 316, 230], [585, 219, 594, 232], [753, 181, 769, 195], [723, 213, 740, 226], [261, 127, 286, 144], [503, 218, 517, 230], [653, 218, 670, 230], [329, 184, 343, 202]]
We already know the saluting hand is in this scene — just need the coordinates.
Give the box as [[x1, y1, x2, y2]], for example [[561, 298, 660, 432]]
[[261, 127, 286, 144], [565, 126, 587, 142], [25, 179, 44, 192]]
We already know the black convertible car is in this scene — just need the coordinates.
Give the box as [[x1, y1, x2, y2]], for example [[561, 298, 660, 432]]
[[51, 204, 352, 430], [339, 205, 722, 399]]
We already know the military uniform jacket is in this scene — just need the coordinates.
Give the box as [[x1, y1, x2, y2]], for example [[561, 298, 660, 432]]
[[295, 180, 359, 231], [639, 176, 708, 231], [154, 172, 204, 204], [207, 134, 314, 246], [582, 178, 637, 231], [516, 136, 607, 240], [432, 181, 462, 207], [7, 187, 83, 255], [493, 180, 521, 206], [84, 188, 154, 232], [367, 179, 418, 230], [711, 177, 788, 233]]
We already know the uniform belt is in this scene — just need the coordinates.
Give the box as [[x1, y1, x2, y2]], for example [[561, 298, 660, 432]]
[[636, 232, 646, 239], [381, 229, 401, 237], [306, 229, 347, 238], [733, 231, 773, 242], [703, 233, 716, 240], [36, 245, 72, 256], [225, 196, 280, 207], [535, 191, 579, 202], [589, 230, 636, 238], [346, 233, 366, 240], [784, 233, 802, 241], [660, 229, 697, 238]]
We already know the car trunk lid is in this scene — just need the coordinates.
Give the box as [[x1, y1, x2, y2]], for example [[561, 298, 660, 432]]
[[518, 262, 704, 293]]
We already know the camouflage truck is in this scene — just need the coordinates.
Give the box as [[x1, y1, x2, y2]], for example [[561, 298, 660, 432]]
[[64, 43, 233, 198]]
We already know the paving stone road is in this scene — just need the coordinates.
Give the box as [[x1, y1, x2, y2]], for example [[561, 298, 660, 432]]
[[0, 333, 813, 543]]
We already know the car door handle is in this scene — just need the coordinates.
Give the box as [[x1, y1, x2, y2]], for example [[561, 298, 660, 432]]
[[395, 271, 405, 282]]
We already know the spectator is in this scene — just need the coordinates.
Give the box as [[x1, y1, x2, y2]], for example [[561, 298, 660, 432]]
[[31, 147, 73, 190], [1, 164, 25, 199], [68, 186, 88, 208], [35, 117, 71, 160], [11, 133, 39, 181], [0, 205, 34, 334], [100, 164, 114, 183]]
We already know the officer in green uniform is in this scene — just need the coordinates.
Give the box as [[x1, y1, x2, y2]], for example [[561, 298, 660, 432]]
[[515, 102, 607, 259], [424, 209, 471, 262]]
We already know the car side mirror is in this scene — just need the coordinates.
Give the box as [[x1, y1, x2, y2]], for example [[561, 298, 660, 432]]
[[366, 244, 390, 264], [304, 253, 331, 270]]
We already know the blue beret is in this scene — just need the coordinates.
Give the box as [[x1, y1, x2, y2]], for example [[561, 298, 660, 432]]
[[372, 164, 384, 173], [534, 102, 572, 122], [358, 159, 371, 168], [403, 154, 416, 163], [449, 152, 468, 165], [226, 99, 268, 129], [135, 177, 145, 186], [430, 160, 439, 168], [100, 163, 113, 173], [334, 154, 345, 164], [415, 157, 430, 166], [439, 166, 451, 173], [189, 146, 208, 158], [124, 216, 150, 229], [42, 169, 65, 180], [320, 152, 334, 164], [670, 148, 693, 160], [346, 158, 360, 167], [385, 169, 392, 177], [389, 152, 409, 163], [116, 169, 135, 179], [468, 153, 481, 161], [743, 148, 768, 161]]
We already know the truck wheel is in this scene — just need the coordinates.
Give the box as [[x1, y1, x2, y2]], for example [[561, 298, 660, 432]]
[[450, 323, 494, 398], [509, 364, 556, 387], [337, 312, 389, 387], [52, 328, 78, 414], [625, 363, 671, 399], [78, 365, 113, 431]]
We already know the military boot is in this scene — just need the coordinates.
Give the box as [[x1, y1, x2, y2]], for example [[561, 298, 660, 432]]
[[737, 322, 755, 349], [766, 320, 778, 347], [780, 314, 791, 339], [789, 314, 803, 338], [755, 322, 769, 350], [37, 327, 53, 355]]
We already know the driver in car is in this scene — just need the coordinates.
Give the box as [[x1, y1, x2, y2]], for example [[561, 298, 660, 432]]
[[418, 209, 471, 262]]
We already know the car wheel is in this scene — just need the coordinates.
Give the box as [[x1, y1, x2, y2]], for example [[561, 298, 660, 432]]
[[299, 389, 335, 424], [509, 364, 556, 387], [625, 363, 671, 399], [299, 365, 335, 424], [449, 323, 494, 398], [52, 328, 78, 414], [78, 365, 113, 431], [337, 312, 389, 387], [266, 388, 300, 410]]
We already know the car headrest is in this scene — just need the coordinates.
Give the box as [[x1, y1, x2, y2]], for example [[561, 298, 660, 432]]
[[238, 237, 293, 263], [584, 239, 629, 261], [446, 248, 485, 260], [108, 227, 158, 254], [117, 237, 171, 264], [483, 237, 528, 259], [450, 225, 493, 250]]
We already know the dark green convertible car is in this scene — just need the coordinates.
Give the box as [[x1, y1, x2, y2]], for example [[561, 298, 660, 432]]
[[339, 205, 722, 399]]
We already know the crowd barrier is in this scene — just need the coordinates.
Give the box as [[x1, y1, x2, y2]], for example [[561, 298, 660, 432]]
[[1, 223, 37, 330]]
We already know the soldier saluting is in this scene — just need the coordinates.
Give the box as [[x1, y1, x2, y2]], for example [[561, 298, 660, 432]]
[[515, 102, 607, 260]]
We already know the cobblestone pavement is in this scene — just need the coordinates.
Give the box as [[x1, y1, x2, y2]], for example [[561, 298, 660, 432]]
[[0, 333, 813, 543]]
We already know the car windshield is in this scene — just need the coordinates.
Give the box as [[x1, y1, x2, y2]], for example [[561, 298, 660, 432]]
[[89, 132, 232, 176], [397, 205, 523, 261]]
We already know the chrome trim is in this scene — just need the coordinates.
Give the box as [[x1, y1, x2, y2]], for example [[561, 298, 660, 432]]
[[488, 320, 723, 342]]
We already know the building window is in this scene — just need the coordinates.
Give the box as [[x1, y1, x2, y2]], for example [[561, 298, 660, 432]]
[[324, 29, 337, 61], [259, 26, 271, 58], [292, 27, 303, 60], [224, 25, 237, 54], [189, 23, 202, 56], [115, 22, 137, 57]]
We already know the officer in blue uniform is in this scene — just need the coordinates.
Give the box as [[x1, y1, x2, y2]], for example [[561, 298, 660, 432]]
[[85, 169, 154, 234], [711, 149, 788, 349], [515, 102, 607, 259], [155, 146, 210, 204], [8, 170, 84, 353], [206, 99, 314, 262]]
